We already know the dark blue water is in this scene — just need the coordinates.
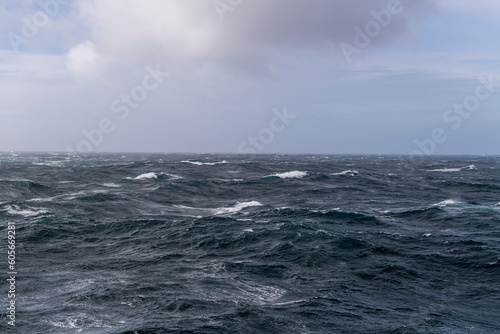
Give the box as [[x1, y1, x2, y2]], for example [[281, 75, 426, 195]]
[[1, 153, 499, 333]]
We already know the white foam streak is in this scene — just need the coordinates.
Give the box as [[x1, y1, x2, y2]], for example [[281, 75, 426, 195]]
[[6, 205, 48, 217], [214, 201, 262, 214], [102, 183, 121, 188], [331, 170, 358, 176], [181, 160, 228, 166]]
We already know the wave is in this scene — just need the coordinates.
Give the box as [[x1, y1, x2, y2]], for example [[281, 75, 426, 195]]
[[384, 200, 500, 221], [264, 171, 308, 179], [272, 207, 384, 225], [127, 172, 182, 180], [214, 201, 263, 214], [133, 172, 157, 180], [0, 178, 49, 189], [181, 160, 228, 166], [4, 204, 48, 217], [102, 183, 121, 188], [27, 190, 111, 203], [432, 200, 500, 213], [427, 164, 476, 172], [31, 161, 67, 167], [433, 199, 459, 207], [331, 170, 358, 176], [173, 201, 263, 216]]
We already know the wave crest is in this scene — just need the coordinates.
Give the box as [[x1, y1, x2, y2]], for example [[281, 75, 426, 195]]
[[127, 172, 182, 180], [214, 201, 263, 214], [265, 171, 307, 179], [427, 165, 476, 172], [181, 160, 228, 166], [331, 170, 358, 176]]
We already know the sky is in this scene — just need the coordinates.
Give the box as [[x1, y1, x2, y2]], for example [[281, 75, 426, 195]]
[[1, 0, 499, 155]]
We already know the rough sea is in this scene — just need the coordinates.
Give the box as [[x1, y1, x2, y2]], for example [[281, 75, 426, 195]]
[[1, 152, 499, 334]]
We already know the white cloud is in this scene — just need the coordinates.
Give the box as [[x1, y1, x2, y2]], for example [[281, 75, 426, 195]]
[[65, 40, 110, 81]]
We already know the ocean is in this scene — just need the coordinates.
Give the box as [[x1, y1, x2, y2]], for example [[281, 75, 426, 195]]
[[1, 152, 499, 333]]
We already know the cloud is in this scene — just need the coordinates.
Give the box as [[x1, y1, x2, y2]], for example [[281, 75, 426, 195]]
[[3, 0, 499, 154], [76, 0, 438, 71], [65, 40, 110, 81]]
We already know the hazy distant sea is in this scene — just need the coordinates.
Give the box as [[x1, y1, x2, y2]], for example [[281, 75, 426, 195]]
[[1, 153, 499, 333]]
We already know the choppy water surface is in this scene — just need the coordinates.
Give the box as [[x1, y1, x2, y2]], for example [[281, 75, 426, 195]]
[[0, 153, 499, 333]]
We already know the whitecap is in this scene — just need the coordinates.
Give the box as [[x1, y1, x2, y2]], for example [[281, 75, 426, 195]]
[[427, 165, 476, 172], [181, 160, 228, 166], [433, 199, 459, 207], [214, 201, 263, 214], [102, 183, 121, 188], [173, 201, 262, 217], [134, 172, 157, 180], [235, 281, 287, 305], [331, 170, 358, 176], [427, 168, 462, 172], [5, 205, 48, 217], [267, 171, 307, 179], [128, 172, 181, 180]]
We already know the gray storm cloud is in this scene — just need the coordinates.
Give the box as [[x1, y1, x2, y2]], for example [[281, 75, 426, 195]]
[[78, 0, 437, 69]]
